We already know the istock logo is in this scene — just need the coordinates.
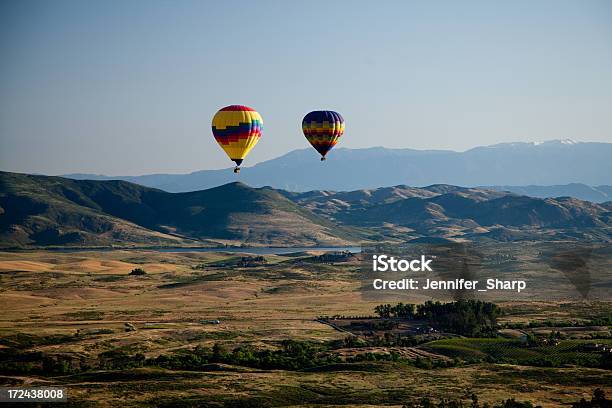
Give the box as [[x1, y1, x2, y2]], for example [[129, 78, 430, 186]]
[[372, 255, 434, 272]]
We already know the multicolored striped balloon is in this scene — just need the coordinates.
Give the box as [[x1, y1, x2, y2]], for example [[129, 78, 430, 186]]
[[212, 105, 263, 172], [302, 110, 345, 160]]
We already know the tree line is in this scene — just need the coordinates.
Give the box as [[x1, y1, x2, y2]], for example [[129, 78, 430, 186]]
[[374, 300, 501, 337]]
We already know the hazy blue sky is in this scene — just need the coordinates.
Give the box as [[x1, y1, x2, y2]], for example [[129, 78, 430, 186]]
[[1, 0, 611, 175]]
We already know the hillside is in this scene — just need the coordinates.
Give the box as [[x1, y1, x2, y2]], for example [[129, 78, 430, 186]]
[[283, 185, 508, 218], [1, 172, 610, 247], [0, 172, 359, 247], [0, 172, 188, 247], [328, 189, 611, 242], [64, 140, 612, 192], [283, 184, 611, 242]]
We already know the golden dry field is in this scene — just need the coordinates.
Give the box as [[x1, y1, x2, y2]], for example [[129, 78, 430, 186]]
[[0, 249, 610, 407]]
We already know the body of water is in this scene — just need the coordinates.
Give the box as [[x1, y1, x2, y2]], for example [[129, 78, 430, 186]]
[[18, 246, 362, 255]]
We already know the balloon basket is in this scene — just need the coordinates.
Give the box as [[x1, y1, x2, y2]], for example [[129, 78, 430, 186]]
[[233, 167, 241, 174], [320, 157, 326, 161]]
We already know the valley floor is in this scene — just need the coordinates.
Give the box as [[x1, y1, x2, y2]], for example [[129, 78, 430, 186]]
[[0, 250, 610, 407]]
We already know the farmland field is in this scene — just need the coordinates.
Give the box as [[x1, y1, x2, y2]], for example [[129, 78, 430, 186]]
[[0, 249, 610, 407]]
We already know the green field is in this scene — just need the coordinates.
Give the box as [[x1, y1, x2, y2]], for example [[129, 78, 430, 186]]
[[423, 338, 612, 366]]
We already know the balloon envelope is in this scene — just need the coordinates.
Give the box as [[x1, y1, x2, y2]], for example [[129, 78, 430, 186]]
[[302, 110, 344, 159], [212, 105, 263, 166]]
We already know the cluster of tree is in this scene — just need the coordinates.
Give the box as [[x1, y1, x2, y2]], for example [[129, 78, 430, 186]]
[[205, 255, 268, 268], [374, 300, 501, 337], [416, 300, 500, 337], [237, 256, 267, 267], [0, 350, 86, 375], [129, 267, 146, 275], [588, 316, 612, 326], [374, 303, 416, 318], [309, 251, 355, 264], [151, 340, 340, 371], [98, 349, 146, 370], [0, 347, 152, 376], [370, 320, 398, 330]]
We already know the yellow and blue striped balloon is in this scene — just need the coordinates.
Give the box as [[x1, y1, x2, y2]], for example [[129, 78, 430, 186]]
[[212, 105, 263, 172]]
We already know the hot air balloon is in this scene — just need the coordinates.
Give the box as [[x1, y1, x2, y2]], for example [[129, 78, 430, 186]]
[[212, 105, 263, 173], [302, 110, 344, 161]]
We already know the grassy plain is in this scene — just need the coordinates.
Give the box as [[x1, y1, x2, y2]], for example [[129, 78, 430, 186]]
[[0, 249, 610, 407]]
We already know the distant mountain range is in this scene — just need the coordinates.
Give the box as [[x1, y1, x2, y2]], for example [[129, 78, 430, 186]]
[[483, 184, 612, 204], [2, 171, 610, 248], [64, 140, 612, 197]]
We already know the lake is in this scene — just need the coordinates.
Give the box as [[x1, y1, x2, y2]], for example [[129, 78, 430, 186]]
[[30, 246, 362, 255]]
